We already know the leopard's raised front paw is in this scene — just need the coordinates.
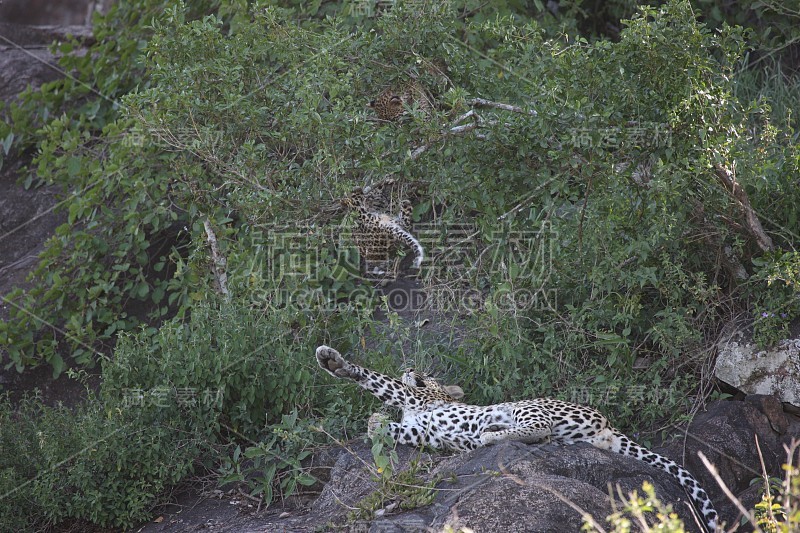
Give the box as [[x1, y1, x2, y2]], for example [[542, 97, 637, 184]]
[[315, 345, 356, 379], [367, 412, 391, 438]]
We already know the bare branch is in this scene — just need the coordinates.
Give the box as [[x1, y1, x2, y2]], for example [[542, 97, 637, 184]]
[[712, 164, 774, 252], [755, 435, 779, 525], [409, 98, 533, 160], [203, 219, 230, 300], [453, 109, 479, 124], [447, 122, 479, 135], [410, 120, 479, 160], [468, 97, 539, 117]]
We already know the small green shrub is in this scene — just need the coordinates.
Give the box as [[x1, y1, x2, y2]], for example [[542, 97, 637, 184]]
[[343, 407, 439, 522], [216, 404, 367, 509], [217, 410, 320, 508], [751, 440, 800, 532], [348, 455, 439, 522], [748, 251, 800, 348], [0, 295, 376, 529], [111, 306, 294, 435], [0, 389, 217, 530]]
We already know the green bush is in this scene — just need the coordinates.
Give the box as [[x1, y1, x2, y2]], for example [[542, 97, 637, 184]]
[[0, 0, 579, 374], [2, 0, 797, 432], [0, 389, 215, 530], [0, 296, 376, 528], [105, 301, 370, 437], [0, 0, 218, 373]]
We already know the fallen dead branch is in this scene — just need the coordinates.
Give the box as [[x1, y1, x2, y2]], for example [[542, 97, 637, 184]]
[[712, 163, 774, 252], [467, 97, 539, 116], [203, 218, 230, 300]]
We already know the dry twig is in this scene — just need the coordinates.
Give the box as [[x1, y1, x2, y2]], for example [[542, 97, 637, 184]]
[[203, 218, 230, 300], [468, 97, 539, 116], [712, 164, 774, 252]]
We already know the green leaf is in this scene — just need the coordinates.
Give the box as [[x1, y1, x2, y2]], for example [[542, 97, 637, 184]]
[[244, 445, 267, 459], [297, 473, 317, 486], [233, 445, 241, 463], [67, 156, 81, 177], [49, 352, 66, 378], [1, 132, 13, 155]]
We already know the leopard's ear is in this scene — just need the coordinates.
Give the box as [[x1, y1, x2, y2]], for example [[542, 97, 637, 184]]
[[443, 385, 464, 399]]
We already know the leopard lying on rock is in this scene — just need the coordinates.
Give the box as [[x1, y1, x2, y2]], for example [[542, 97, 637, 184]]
[[315, 345, 719, 532]]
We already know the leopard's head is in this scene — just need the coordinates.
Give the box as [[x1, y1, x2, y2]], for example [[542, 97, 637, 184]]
[[368, 89, 405, 121], [368, 81, 434, 121], [401, 368, 464, 403], [341, 187, 365, 210]]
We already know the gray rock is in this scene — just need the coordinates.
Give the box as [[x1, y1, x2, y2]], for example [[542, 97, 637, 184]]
[[0, 0, 99, 26], [431, 442, 681, 533], [715, 329, 800, 407], [0, 23, 94, 104], [318, 440, 704, 532], [659, 395, 798, 528]]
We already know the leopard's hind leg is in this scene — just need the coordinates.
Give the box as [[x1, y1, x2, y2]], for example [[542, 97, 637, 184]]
[[479, 424, 552, 446]]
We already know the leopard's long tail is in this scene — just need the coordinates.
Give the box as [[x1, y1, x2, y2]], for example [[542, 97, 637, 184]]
[[382, 220, 424, 269], [597, 429, 718, 532]]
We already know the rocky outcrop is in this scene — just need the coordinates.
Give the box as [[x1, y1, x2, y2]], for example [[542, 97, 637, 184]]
[[312, 441, 706, 532], [138, 395, 799, 532], [315, 396, 798, 533], [306, 439, 697, 532], [0, 0, 100, 26], [0, 23, 94, 104], [715, 329, 800, 407], [661, 394, 798, 527]]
